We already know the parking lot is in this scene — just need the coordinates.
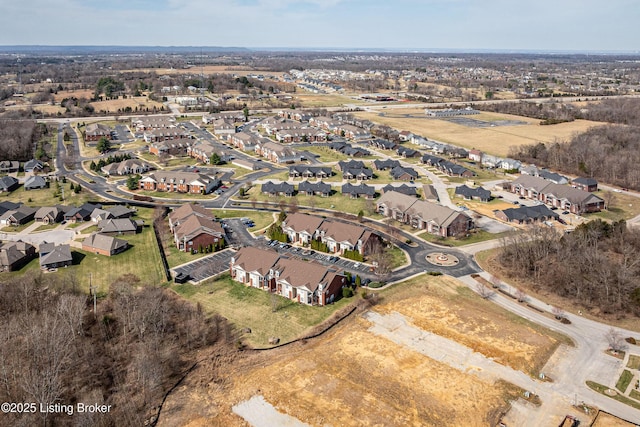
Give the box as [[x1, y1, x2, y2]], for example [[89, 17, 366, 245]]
[[112, 125, 134, 143], [171, 249, 235, 283], [261, 237, 374, 276]]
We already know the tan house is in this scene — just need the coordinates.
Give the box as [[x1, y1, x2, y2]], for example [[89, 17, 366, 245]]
[[82, 233, 129, 256]]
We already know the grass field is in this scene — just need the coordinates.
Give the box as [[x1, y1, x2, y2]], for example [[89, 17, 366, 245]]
[[587, 191, 640, 222], [627, 355, 640, 370], [211, 209, 275, 231], [616, 370, 634, 393], [295, 93, 362, 108], [89, 96, 165, 114], [353, 110, 603, 157], [240, 186, 377, 216], [418, 229, 511, 247], [0, 184, 93, 208], [171, 273, 354, 347]]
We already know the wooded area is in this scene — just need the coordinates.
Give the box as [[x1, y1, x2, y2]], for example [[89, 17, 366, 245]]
[[0, 119, 38, 161], [0, 272, 237, 426], [498, 221, 640, 317]]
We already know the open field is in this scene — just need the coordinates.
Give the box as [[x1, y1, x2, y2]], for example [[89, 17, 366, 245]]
[[159, 273, 571, 426], [587, 191, 640, 222], [89, 96, 165, 114], [295, 92, 364, 108], [52, 89, 94, 102], [171, 273, 354, 347], [240, 186, 378, 216], [0, 184, 93, 208], [354, 110, 603, 157]]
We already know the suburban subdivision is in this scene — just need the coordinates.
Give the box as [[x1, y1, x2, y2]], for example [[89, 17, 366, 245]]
[[0, 46, 640, 427]]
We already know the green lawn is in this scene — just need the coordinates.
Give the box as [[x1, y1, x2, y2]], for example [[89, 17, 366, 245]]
[[1, 185, 92, 208], [165, 244, 210, 269], [134, 189, 217, 201], [240, 186, 378, 216], [627, 355, 640, 370], [300, 146, 349, 163], [587, 191, 640, 222], [171, 273, 355, 347], [418, 229, 510, 247], [387, 245, 409, 269], [587, 381, 640, 410], [32, 222, 60, 232], [72, 224, 166, 292], [1, 220, 35, 233], [617, 370, 634, 393], [630, 389, 640, 401]]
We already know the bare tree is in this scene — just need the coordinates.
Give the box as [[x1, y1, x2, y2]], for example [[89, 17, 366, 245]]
[[475, 282, 494, 299], [605, 328, 627, 353], [551, 306, 566, 321], [515, 288, 527, 303]]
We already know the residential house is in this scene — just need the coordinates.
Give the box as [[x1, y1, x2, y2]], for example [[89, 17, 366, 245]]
[[422, 184, 439, 202], [281, 213, 326, 245], [84, 123, 112, 142], [145, 128, 192, 144], [148, 139, 193, 156], [0, 241, 36, 272], [376, 191, 473, 237], [454, 185, 491, 202], [337, 160, 366, 172], [269, 257, 344, 305], [138, 171, 220, 194], [0, 161, 19, 173], [168, 203, 212, 232], [24, 175, 47, 190], [289, 166, 332, 179], [82, 233, 129, 256], [107, 205, 136, 219], [390, 166, 418, 182], [255, 140, 302, 164], [34, 206, 63, 224], [39, 243, 73, 269], [230, 246, 282, 289], [173, 215, 224, 253], [396, 146, 420, 158], [341, 182, 375, 199], [316, 219, 378, 255], [0, 206, 37, 226], [101, 159, 150, 176], [275, 127, 327, 143], [335, 124, 371, 140], [398, 131, 414, 142], [230, 132, 260, 151], [572, 177, 598, 192], [91, 208, 113, 223], [511, 175, 604, 214], [380, 184, 418, 197], [0, 201, 21, 216], [98, 218, 141, 235], [330, 142, 370, 157], [468, 149, 483, 162], [261, 181, 295, 197], [131, 116, 176, 133], [438, 161, 475, 178], [64, 203, 101, 223], [369, 139, 398, 151], [0, 176, 19, 193], [211, 119, 236, 136], [298, 181, 332, 197], [372, 159, 401, 171], [495, 205, 560, 224], [343, 168, 373, 181], [24, 159, 44, 173]]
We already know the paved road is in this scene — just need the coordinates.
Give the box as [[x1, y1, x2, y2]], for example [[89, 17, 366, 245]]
[[457, 272, 640, 424]]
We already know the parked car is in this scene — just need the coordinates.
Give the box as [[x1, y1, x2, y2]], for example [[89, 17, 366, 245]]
[[353, 262, 361, 269], [562, 211, 569, 215], [513, 201, 520, 205]]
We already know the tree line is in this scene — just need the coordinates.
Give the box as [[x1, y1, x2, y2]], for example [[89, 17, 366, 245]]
[[497, 221, 640, 317], [0, 272, 236, 426]]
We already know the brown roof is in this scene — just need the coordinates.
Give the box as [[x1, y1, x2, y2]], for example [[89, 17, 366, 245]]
[[232, 247, 281, 276], [282, 212, 325, 235], [169, 203, 213, 224], [318, 220, 367, 246], [82, 233, 128, 253], [272, 257, 337, 293], [174, 215, 223, 241]]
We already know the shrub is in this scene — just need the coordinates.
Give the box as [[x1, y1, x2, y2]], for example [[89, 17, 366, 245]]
[[626, 337, 637, 345], [427, 271, 443, 276], [342, 287, 354, 298]]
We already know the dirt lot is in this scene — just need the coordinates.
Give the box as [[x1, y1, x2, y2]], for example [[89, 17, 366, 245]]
[[354, 110, 602, 157], [591, 411, 637, 427], [158, 275, 566, 426]]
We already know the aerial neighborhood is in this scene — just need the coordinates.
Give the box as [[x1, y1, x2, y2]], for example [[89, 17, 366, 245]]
[[1, 48, 640, 427]]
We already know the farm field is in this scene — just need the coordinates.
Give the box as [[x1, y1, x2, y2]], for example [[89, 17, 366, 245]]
[[159, 274, 569, 426], [354, 110, 603, 157]]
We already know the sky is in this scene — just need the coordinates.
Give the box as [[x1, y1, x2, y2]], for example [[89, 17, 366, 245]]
[[1, 0, 639, 52]]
